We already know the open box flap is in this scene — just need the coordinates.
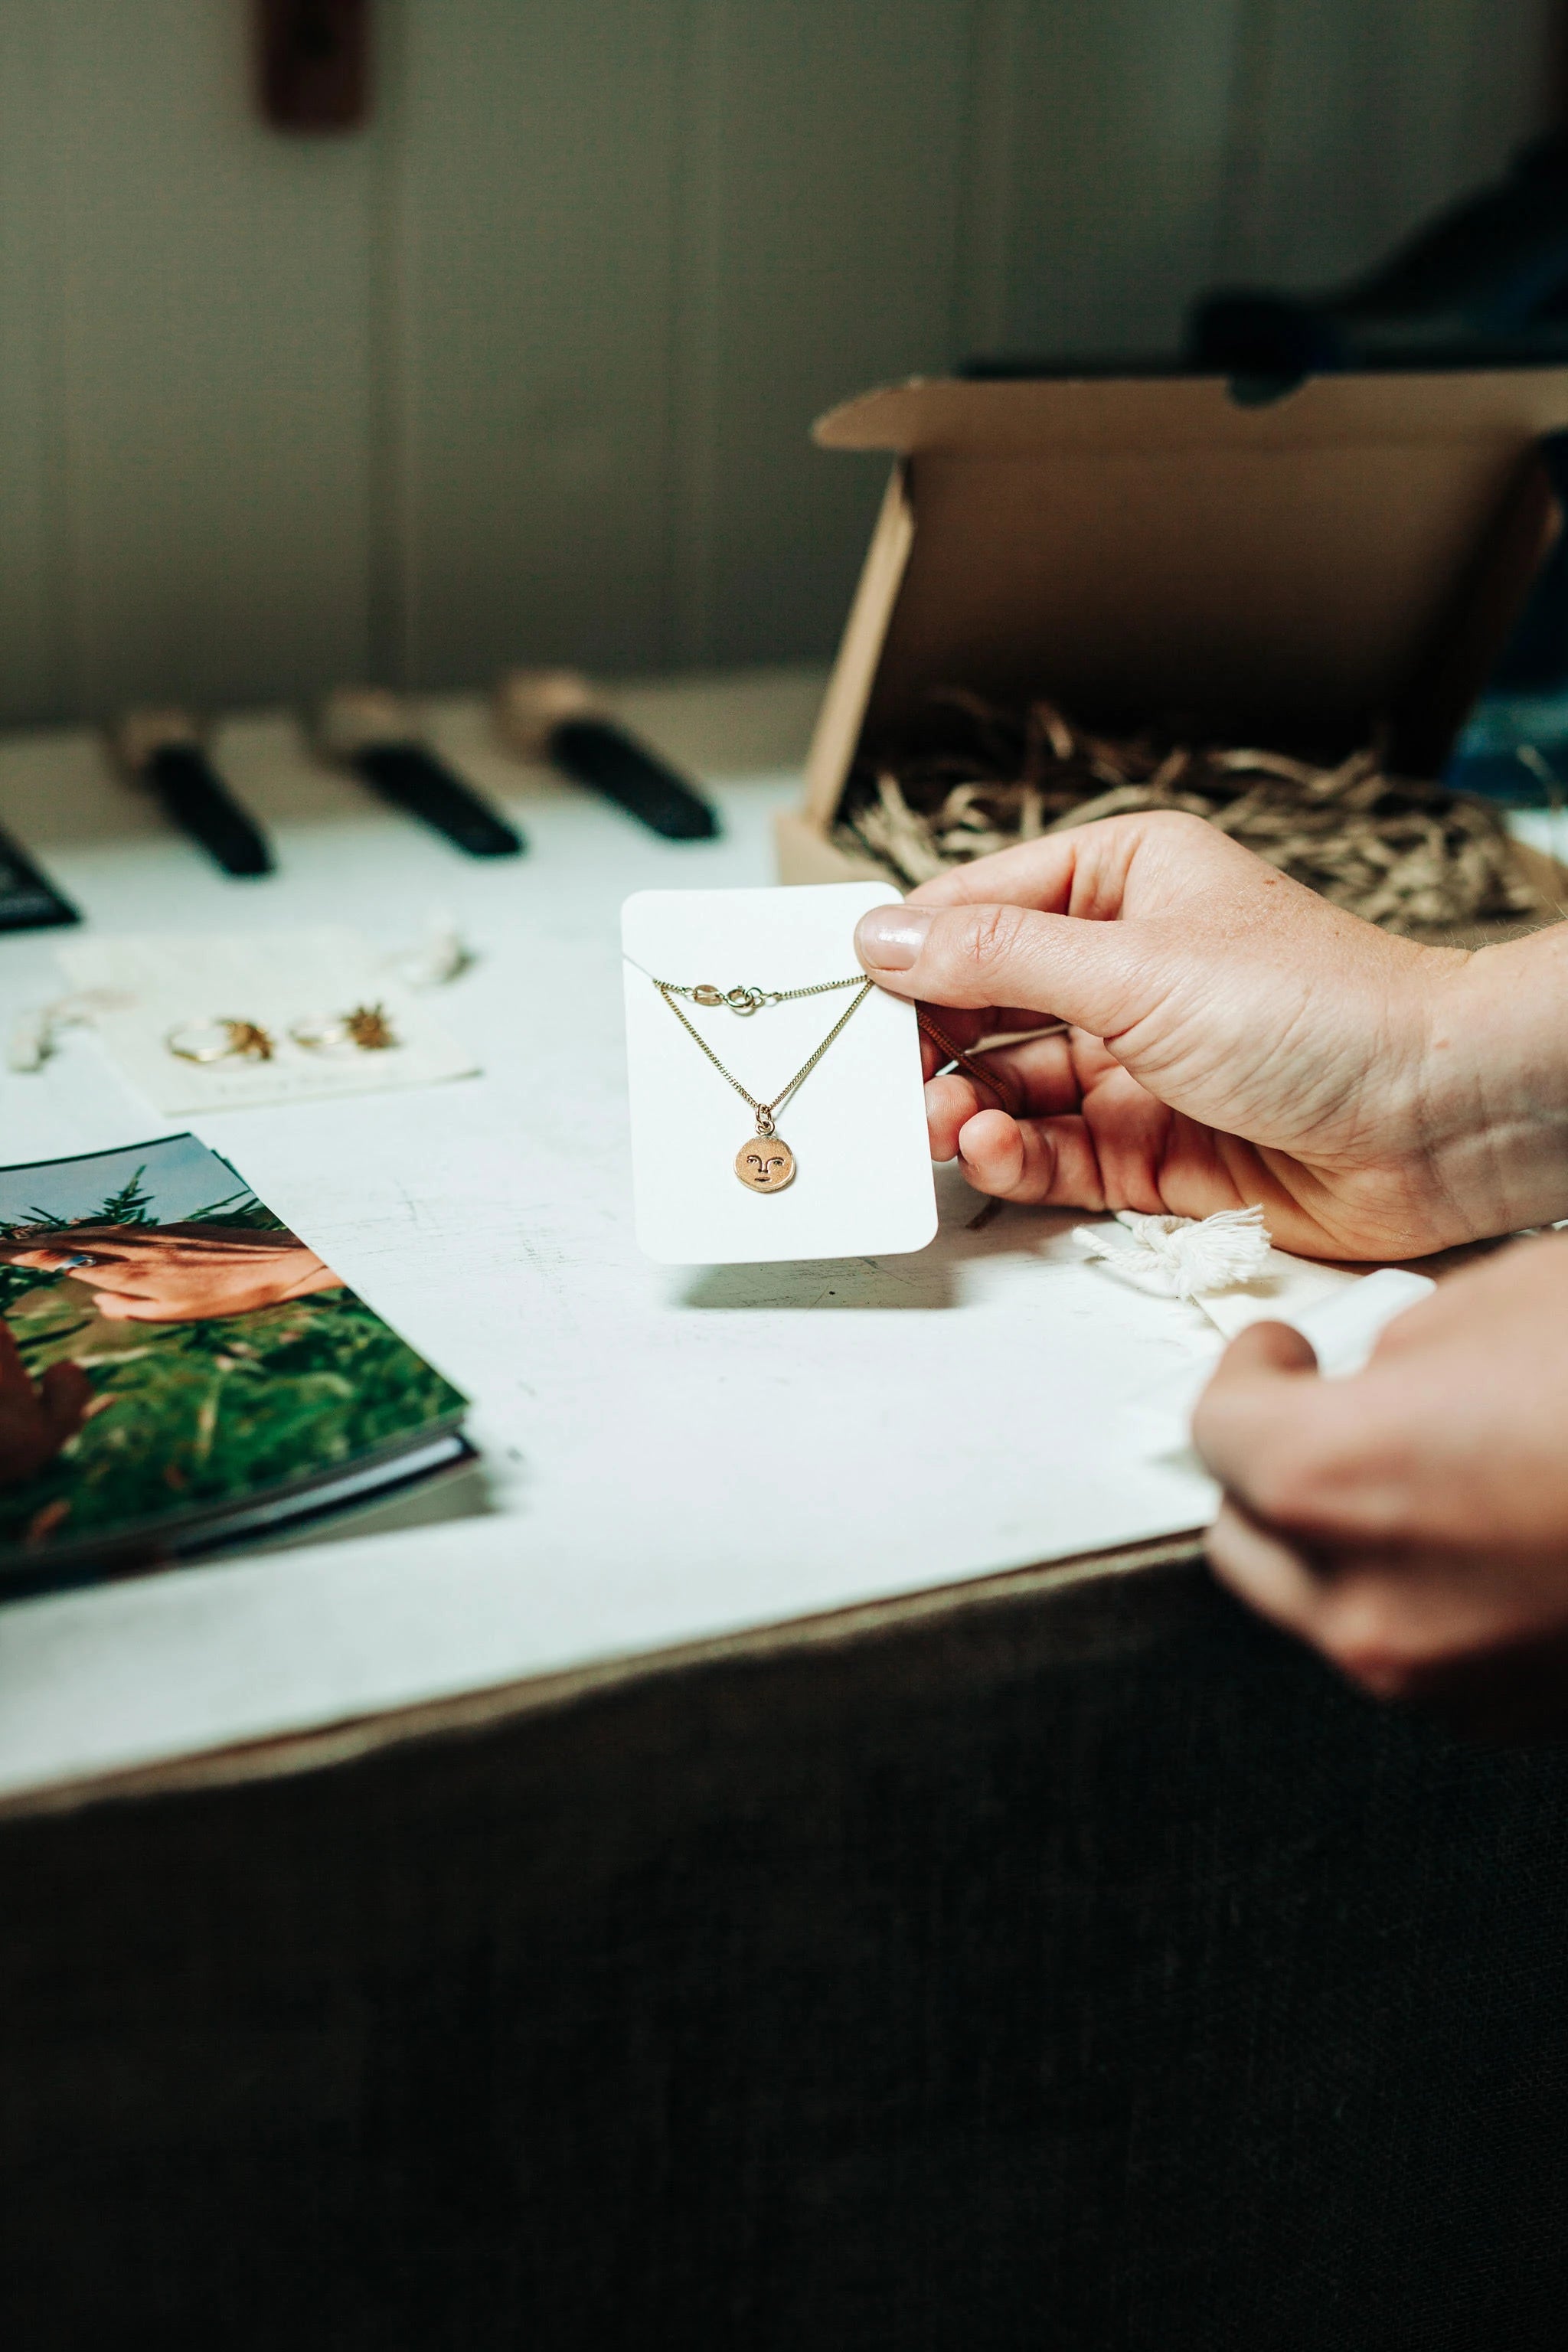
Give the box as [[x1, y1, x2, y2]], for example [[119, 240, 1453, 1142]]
[[813, 370, 1568, 459], [804, 371, 1568, 820]]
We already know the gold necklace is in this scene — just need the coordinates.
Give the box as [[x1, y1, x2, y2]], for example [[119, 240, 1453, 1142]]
[[652, 974, 873, 1191]]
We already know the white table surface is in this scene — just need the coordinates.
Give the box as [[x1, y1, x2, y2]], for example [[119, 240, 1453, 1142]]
[[0, 670, 1227, 1802]]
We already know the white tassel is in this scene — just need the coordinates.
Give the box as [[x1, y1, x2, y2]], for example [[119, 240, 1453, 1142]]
[[1073, 1204, 1273, 1301]]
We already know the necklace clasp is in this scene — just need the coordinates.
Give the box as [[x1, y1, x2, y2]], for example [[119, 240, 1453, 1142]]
[[690, 982, 769, 1014]]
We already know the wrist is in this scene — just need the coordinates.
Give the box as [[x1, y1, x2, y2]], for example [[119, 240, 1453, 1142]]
[[1418, 928, 1568, 1237]]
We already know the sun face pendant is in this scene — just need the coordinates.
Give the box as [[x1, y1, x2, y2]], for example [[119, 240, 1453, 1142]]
[[735, 1134, 795, 1191]]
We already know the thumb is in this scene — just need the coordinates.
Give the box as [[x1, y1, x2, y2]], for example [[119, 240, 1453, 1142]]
[[854, 899, 1148, 1034], [1191, 1319, 1323, 1501], [1208, 1318, 1321, 1381]]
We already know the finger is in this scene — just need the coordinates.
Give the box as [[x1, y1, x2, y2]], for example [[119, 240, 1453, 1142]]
[[856, 898, 1148, 1038], [952, 1110, 1109, 1208], [1191, 1322, 1421, 1547], [1210, 1316, 1321, 1381], [1201, 1335, 1437, 1550], [1206, 1497, 1333, 1646], [960, 1029, 1083, 1111], [1217, 1539, 1498, 1705], [927, 1073, 1001, 1159], [926, 1045, 1086, 1160], [903, 823, 1139, 918], [930, 1031, 1085, 1116], [1077, 1064, 1181, 1210], [904, 810, 1245, 923], [1191, 1320, 1321, 1504], [92, 1292, 162, 1322]]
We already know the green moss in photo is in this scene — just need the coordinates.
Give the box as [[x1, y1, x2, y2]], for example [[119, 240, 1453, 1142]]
[[0, 1151, 465, 1560], [0, 1279, 464, 1553]]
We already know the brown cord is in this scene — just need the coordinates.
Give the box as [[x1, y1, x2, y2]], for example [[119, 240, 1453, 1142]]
[[916, 1008, 1024, 1119]]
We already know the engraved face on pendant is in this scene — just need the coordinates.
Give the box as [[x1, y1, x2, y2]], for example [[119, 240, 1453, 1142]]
[[735, 1135, 795, 1192]]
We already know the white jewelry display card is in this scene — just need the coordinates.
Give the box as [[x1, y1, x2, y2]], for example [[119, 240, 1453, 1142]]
[[622, 884, 937, 1265], [57, 928, 479, 1113]]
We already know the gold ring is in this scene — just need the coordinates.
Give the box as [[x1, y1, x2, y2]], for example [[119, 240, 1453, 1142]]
[[165, 1018, 275, 1065], [289, 1002, 399, 1054]]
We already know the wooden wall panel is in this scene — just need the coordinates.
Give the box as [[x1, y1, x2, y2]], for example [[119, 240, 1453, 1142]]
[[1214, 0, 1555, 289], [0, 8, 68, 723], [43, 0, 377, 718], [390, 0, 687, 688], [669, 0, 976, 668], [1000, 0, 1247, 363], [0, 1, 1553, 724]]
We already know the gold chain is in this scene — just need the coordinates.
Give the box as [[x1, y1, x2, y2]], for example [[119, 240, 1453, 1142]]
[[654, 975, 874, 1136], [652, 975, 865, 1017]]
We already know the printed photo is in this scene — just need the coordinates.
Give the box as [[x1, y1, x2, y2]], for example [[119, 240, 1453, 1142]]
[[0, 1133, 467, 1577]]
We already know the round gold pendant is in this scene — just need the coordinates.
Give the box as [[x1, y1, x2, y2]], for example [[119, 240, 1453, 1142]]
[[735, 1134, 795, 1192]]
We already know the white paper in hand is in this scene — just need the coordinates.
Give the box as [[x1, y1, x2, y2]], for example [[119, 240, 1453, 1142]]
[[622, 884, 936, 1265]]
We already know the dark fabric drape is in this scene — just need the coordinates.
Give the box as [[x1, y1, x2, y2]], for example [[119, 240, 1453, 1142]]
[[2, 1553, 1566, 2350]]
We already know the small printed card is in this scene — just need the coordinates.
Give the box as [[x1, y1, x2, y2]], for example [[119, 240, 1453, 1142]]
[[622, 883, 936, 1265], [57, 927, 479, 1112]]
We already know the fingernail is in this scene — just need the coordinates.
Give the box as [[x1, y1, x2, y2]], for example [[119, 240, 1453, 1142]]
[[855, 904, 932, 971]]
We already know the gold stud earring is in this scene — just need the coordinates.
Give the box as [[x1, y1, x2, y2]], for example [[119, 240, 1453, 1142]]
[[165, 1017, 275, 1064], [289, 1001, 400, 1054]]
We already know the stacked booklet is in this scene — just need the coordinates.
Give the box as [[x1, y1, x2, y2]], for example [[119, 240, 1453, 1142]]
[[0, 1132, 470, 1596]]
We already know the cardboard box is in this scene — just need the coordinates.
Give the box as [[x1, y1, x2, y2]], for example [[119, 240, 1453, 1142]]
[[777, 370, 1568, 926]]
